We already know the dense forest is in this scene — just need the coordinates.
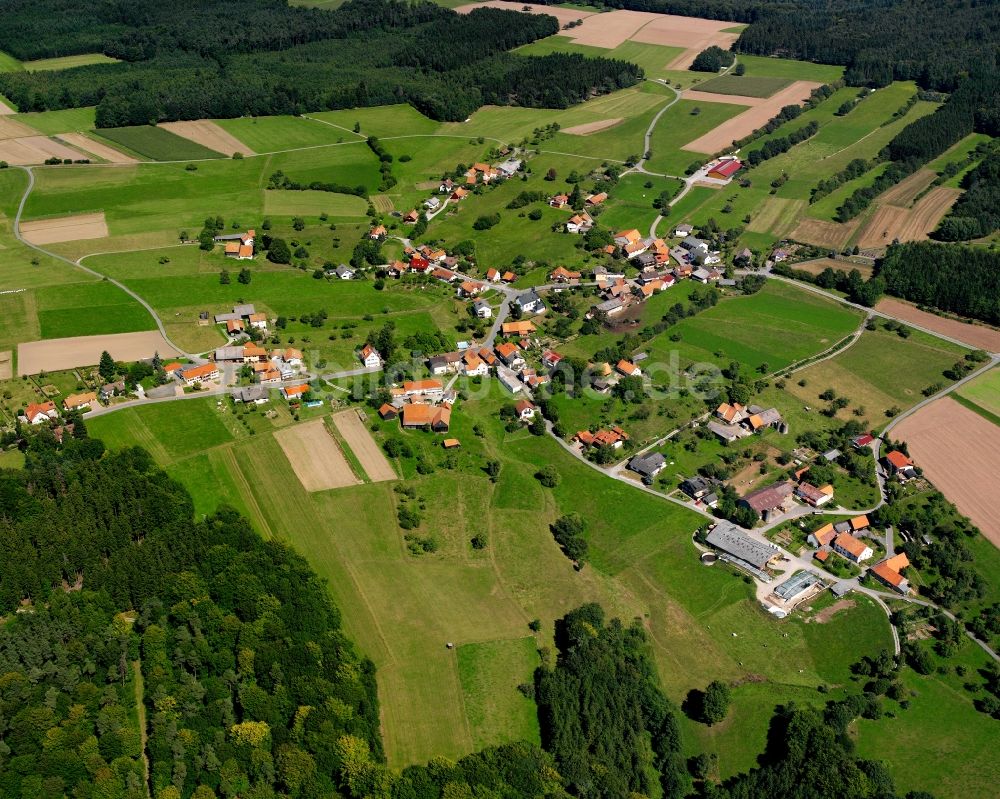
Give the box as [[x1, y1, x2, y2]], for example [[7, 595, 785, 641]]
[[877, 242, 1000, 325], [933, 156, 1000, 242], [0, 0, 641, 123], [0, 435, 381, 798]]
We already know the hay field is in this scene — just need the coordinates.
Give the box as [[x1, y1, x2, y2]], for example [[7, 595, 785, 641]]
[[275, 418, 361, 491], [56, 133, 139, 164], [562, 117, 623, 135], [789, 216, 861, 250], [0, 349, 11, 380], [0, 135, 87, 165], [878, 169, 937, 206], [332, 410, 397, 481], [0, 116, 36, 139], [17, 330, 176, 375], [893, 398, 1000, 548], [158, 120, 256, 157], [682, 81, 823, 153], [20, 212, 108, 244]]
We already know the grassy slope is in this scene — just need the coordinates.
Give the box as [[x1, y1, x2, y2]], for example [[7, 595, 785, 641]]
[[646, 99, 749, 175], [12, 107, 96, 135]]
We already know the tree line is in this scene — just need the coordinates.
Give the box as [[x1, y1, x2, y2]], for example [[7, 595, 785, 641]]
[[933, 155, 1000, 242], [0, 0, 640, 125]]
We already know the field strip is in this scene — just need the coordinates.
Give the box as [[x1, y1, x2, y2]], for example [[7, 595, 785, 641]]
[[874, 298, 1000, 352], [0, 134, 88, 164], [0, 117, 37, 140], [0, 350, 11, 380], [301, 114, 367, 138], [274, 418, 361, 491], [215, 447, 273, 536], [332, 409, 397, 481], [56, 133, 139, 164], [17, 330, 178, 375], [681, 90, 762, 106], [893, 397, 1000, 548], [20, 211, 108, 244], [0, 98, 15, 116], [562, 117, 624, 136], [158, 120, 254, 156]]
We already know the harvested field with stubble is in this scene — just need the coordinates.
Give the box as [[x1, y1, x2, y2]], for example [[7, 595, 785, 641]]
[[793, 257, 874, 280], [682, 81, 823, 153], [0, 116, 36, 139], [0, 99, 16, 116], [275, 418, 361, 491], [19, 212, 108, 244], [332, 409, 397, 481], [562, 117, 623, 135], [158, 120, 255, 156], [17, 330, 175, 375], [0, 135, 87, 165], [0, 350, 11, 380], [790, 216, 860, 250], [893, 397, 1000, 548], [875, 298, 1000, 352], [855, 187, 961, 249], [878, 169, 937, 207], [630, 13, 738, 67], [56, 133, 138, 164]]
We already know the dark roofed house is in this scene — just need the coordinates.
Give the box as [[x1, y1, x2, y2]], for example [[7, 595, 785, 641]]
[[514, 289, 545, 315], [739, 481, 794, 520], [628, 452, 666, 480], [235, 385, 269, 404], [680, 475, 721, 500]]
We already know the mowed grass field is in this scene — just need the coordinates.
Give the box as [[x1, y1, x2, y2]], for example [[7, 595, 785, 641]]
[[596, 172, 683, 231], [784, 324, 969, 428], [23, 53, 120, 71], [646, 99, 749, 175], [693, 74, 792, 98], [643, 280, 861, 373], [955, 365, 1000, 421], [84, 380, 897, 774], [13, 107, 97, 135], [215, 115, 362, 152], [94, 126, 225, 161]]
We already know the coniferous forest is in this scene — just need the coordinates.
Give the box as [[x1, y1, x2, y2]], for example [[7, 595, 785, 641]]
[[0, 0, 642, 124]]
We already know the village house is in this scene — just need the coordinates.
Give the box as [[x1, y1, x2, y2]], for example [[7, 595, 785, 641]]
[[215, 229, 255, 260], [565, 213, 593, 234], [64, 391, 98, 412], [585, 192, 607, 207], [99, 381, 126, 401], [593, 265, 625, 282], [575, 426, 628, 450], [541, 350, 563, 370], [795, 482, 834, 507], [833, 531, 873, 563], [884, 450, 917, 479], [716, 402, 748, 424], [738, 481, 795, 521], [360, 344, 383, 369], [745, 406, 784, 433], [614, 229, 642, 247], [227, 319, 245, 335], [515, 399, 536, 421], [331, 264, 355, 280], [497, 367, 523, 394], [403, 210, 420, 224], [550, 266, 582, 282], [24, 401, 58, 425], [234, 385, 269, 404], [458, 280, 484, 298], [281, 384, 310, 402], [673, 224, 693, 238], [473, 299, 492, 319], [513, 289, 545, 315], [624, 239, 651, 260], [401, 402, 451, 431], [495, 342, 526, 371], [403, 379, 444, 398], [424, 196, 441, 211], [179, 363, 219, 386], [214, 303, 257, 325], [628, 452, 666, 481], [807, 522, 837, 548], [852, 433, 875, 449], [369, 225, 387, 240], [616, 359, 641, 377], [428, 351, 464, 376], [549, 194, 569, 209], [870, 553, 910, 594], [463, 351, 489, 377]]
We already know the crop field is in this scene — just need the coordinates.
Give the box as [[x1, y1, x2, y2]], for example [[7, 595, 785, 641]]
[[693, 74, 793, 98], [310, 104, 440, 138], [783, 325, 967, 427], [93, 126, 225, 161], [23, 53, 119, 71], [644, 280, 860, 373]]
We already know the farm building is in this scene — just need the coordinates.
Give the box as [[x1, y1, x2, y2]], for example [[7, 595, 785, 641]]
[[628, 452, 666, 480], [706, 157, 742, 181], [739, 481, 795, 520], [401, 403, 451, 431], [705, 521, 781, 576]]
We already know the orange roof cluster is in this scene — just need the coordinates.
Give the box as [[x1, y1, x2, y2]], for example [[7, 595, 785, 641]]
[[283, 384, 309, 398], [501, 320, 535, 336], [26, 401, 56, 420], [576, 426, 628, 447], [550, 266, 582, 281], [403, 379, 443, 393], [834, 532, 869, 559], [180, 363, 219, 382], [872, 553, 910, 589], [615, 228, 642, 243]]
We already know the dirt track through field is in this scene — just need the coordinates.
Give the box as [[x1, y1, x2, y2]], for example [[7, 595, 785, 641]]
[[682, 81, 822, 153], [562, 117, 624, 135], [332, 410, 397, 482], [875, 298, 1000, 352], [856, 187, 960, 249], [56, 133, 139, 164], [0, 135, 88, 165], [893, 397, 1000, 549], [17, 330, 177, 375], [158, 120, 254, 156], [275, 418, 360, 491], [20, 212, 109, 244]]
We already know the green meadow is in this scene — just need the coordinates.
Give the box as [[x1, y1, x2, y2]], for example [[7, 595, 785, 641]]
[[215, 115, 360, 152], [645, 99, 749, 176], [94, 126, 225, 161], [13, 106, 96, 135]]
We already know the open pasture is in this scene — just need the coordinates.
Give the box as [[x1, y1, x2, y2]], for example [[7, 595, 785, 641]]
[[645, 99, 748, 175], [13, 106, 96, 135], [893, 398, 1000, 548], [158, 120, 255, 157], [19, 211, 108, 244], [262, 189, 368, 217], [275, 418, 361, 491], [17, 330, 176, 375], [23, 53, 119, 71], [215, 115, 357, 152]]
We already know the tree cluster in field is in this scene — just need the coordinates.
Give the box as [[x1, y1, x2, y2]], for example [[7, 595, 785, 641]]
[[933, 155, 1000, 241], [365, 136, 397, 191], [266, 169, 367, 198], [0, 0, 641, 124], [809, 156, 876, 204], [0, 441, 381, 799], [878, 241, 1000, 325], [743, 120, 818, 166], [549, 513, 589, 564], [690, 45, 735, 73]]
